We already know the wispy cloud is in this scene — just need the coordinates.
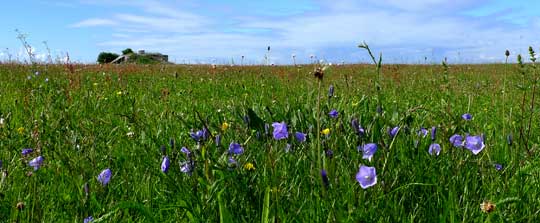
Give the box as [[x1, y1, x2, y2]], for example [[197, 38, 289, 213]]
[[69, 0, 540, 64]]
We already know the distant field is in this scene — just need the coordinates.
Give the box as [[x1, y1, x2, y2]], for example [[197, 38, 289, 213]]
[[0, 62, 539, 222]]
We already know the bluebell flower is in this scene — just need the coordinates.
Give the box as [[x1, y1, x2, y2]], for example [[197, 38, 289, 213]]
[[189, 130, 204, 142], [321, 169, 329, 188], [180, 147, 191, 155], [228, 142, 244, 155], [228, 156, 237, 165], [22, 148, 34, 156], [328, 85, 334, 98], [417, 128, 428, 137], [97, 168, 112, 186], [328, 109, 339, 118], [215, 134, 222, 147], [464, 135, 485, 155], [431, 126, 437, 141], [29, 156, 44, 171], [494, 163, 503, 171], [388, 126, 399, 138], [295, 132, 306, 142], [180, 161, 193, 174], [359, 143, 377, 161], [84, 216, 94, 223], [272, 122, 288, 140], [507, 134, 513, 146], [161, 156, 170, 173], [356, 166, 377, 189], [325, 149, 334, 158], [449, 134, 464, 148], [462, 113, 472, 121], [428, 143, 441, 156]]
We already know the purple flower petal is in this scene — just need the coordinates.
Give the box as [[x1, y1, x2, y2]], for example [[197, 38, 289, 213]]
[[22, 148, 34, 156], [295, 132, 306, 142], [449, 134, 464, 148], [97, 168, 112, 186], [161, 156, 170, 173], [328, 109, 339, 118], [388, 126, 399, 138], [359, 143, 377, 161], [228, 142, 244, 155], [462, 113, 472, 121], [84, 216, 94, 223], [464, 135, 485, 155], [272, 122, 288, 140], [428, 143, 441, 156], [356, 166, 377, 189], [28, 156, 44, 171]]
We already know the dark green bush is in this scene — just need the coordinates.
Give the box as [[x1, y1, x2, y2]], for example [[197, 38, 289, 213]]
[[97, 52, 119, 64]]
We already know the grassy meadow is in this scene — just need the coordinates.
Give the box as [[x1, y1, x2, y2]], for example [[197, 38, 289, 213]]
[[0, 58, 540, 222]]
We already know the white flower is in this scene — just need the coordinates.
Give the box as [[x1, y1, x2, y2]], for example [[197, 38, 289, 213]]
[[0, 118, 4, 127], [126, 132, 134, 138]]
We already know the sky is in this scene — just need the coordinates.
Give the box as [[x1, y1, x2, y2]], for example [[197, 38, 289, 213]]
[[1, 0, 539, 64]]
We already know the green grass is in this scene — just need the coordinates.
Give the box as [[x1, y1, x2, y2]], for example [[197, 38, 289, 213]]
[[0, 62, 539, 222]]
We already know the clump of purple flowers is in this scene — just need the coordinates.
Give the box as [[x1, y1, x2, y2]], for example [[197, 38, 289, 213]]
[[356, 166, 377, 189], [22, 148, 34, 156], [272, 122, 288, 140]]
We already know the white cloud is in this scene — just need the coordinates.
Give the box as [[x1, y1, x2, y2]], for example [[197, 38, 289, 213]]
[[71, 18, 118, 27], [71, 0, 540, 64]]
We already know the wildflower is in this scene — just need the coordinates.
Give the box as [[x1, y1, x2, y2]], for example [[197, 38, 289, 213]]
[[84, 216, 94, 223], [180, 161, 193, 174], [428, 143, 441, 156], [228, 142, 244, 155], [189, 130, 204, 142], [388, 126, 399, 138], [464, 135, 485, 155], [480, 201, 496, 213], [351, 118, 360, 133], [161, 156, 170, 173], [494, 163, 503, 171], [28, 156, 44, 171], [449, 134, 464, 148], [180, 147, 191, 155], [116, 91, 122, 95], [17, 127, 25, 134], [328, 85, 334, 98], [272, 122, 288, 140], [431, 126, 437, 141], [325, 149, 334, 158], [328, 109, 339, 118], [126, 132, 134, 137], [417, 128, 428, 137], [321, 169, 329, 188], [295, 132, 306, 142], [321, 128, 331, 135], [462, 113, 472, 121], [97, 168, 112, 186], [507, 134, 513, 146], [215, 134, 222, 147], [221, 122, 229, 131], [356, 166, 377, 189], [228, 156, 237, 166], [264, 123, 270, 135], [202, 126, 210, 141], [244, 162, 255, 171], [22, 148, 34, 156], [359, 143, 377, 161]]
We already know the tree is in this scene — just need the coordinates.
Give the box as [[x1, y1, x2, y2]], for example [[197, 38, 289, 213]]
[[122, 48, 134, 55], [97, 52, 119, 64]]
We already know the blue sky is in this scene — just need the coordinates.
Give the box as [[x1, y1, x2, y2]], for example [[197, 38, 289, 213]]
[[1, 0, 539, 64]]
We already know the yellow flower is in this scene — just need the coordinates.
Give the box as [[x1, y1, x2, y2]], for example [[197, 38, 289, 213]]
[[17, 127, 25, 134], [243, 162, 255, 171], [321, 128, 330, 135], [116, 91, 123, 95], [221, 122, 229, 131]]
